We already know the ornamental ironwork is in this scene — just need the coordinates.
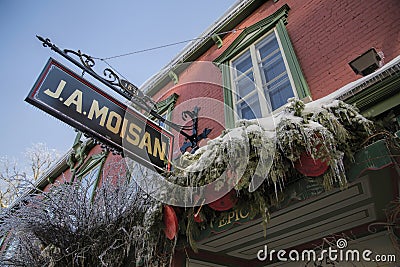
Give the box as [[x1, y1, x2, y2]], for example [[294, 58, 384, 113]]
[[36, 36, 212, 156]]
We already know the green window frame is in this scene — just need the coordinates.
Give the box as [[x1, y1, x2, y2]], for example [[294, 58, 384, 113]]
[[214, 4, 310, 128], [152, 93, 179, 130], [74, 151, 107, 202]]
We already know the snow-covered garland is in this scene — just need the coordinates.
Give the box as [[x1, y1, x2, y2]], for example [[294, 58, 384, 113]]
[[162, 98, 374, 251]]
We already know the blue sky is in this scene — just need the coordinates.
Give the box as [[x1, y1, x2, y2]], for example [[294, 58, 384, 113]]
[[0, 0, 237, 160]]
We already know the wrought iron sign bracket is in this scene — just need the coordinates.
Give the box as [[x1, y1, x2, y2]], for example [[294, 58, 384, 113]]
[[180, 106, 212, 154], [36, 35, 197, 141]]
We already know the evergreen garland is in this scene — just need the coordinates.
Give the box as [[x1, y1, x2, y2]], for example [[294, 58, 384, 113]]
[[165, 98, 374, 251]]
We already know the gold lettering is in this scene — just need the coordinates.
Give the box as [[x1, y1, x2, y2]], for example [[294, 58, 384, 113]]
[[139, 132, 152, 155], [218, 215, 228, 228], [126, 123, 142, 146], [44, 80, 66, 98], [227, 211, 235, 224], [217, 208, 249, 228], [106, 111, 122, 134], [153, 138, 167, 160], [88, 100, 108, 126], [239, 208, 249, 219], [63, 89, 83, 113], [120, 118, 129, 138], [235, 210, 240, 221]]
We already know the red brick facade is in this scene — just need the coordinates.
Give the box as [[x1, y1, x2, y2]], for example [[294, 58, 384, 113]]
[[150, 0, 400, 153], [155, 0, 400, 100]]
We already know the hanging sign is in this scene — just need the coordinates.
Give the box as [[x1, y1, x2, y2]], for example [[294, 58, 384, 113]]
[[26, 58, 173, 171]]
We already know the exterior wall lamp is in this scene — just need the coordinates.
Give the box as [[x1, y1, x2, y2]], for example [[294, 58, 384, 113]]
[[349, 48, 382, 76]]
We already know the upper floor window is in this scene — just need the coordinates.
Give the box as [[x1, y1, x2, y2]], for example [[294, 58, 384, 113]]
[[80, 163, 101, 201], [74, 151, 107, 202], [231, 30, 295, 120], [154, 111, 168, 129], [151, 93, 179, 130], [214, 4, 310, 127]]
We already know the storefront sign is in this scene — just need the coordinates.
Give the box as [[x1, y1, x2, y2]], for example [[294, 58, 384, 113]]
[[207, 207, 250, 234], [26, 58, 173, 171]]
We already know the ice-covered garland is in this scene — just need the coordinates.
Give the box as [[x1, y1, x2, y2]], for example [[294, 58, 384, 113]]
[[162, 98, 374, 251]]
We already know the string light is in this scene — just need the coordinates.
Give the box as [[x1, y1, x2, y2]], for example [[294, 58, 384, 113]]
[[92, 27, 246, 86], [93, 27, 245, 61]]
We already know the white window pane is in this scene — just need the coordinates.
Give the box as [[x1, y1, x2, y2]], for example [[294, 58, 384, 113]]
[[235, 72, 255, 100], [257, 32, 294, 111], [266, 76, 294, 110], [81, 165, 100, 200], [261, 54, 286, 84], [257, 34, 279, 60], [158, 113, 167, 128], [237, 94, 262, 120], [233, 51, 252, 76], [231, 30, 296, 119]]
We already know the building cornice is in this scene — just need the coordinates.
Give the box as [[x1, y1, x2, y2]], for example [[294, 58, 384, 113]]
[[143, 0, 269, 96], [336, 56, 400, 117]]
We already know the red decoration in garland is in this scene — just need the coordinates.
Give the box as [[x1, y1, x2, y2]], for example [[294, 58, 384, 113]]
[[163, 205, 178, 240], [194, 213, 203, 223], [208, 189, 238, 211], [294, 151, 329, 177]]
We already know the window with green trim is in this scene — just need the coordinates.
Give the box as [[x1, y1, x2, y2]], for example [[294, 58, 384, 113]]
[[154, 111, 168, 129], [152, 93, 179, 130], [80, 163, 101, 201], [232, 30, 296, 119], [75, 151, 107, 201], [214, 4, 310, 126]]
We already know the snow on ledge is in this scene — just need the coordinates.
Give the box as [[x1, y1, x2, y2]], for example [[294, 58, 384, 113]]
[[321, 54, 400, 102]]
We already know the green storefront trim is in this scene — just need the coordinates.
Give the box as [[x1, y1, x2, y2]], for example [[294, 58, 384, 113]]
[[343, 64, 400, 117]]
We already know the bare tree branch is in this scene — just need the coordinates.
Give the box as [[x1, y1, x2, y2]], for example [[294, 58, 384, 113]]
[[0, 159, 175, 266]]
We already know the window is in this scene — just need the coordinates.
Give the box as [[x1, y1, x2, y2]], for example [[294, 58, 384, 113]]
[[74, 151, 107, 202], [154, 112, 168, 129], [151, 93, 179, 130], [232, 30, 295, 119], [214, 4, 310, 127], [80, 163, 101, 201]]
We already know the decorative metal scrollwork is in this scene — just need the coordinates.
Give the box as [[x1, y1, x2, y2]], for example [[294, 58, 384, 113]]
[[64, 49, 95, 70], [180, 106, 212, 154], [368, 222, 396, 233], [36, 35, 203, 142], [103, 68, 121, 87], [182, 106, 200, 121], [37, 35, 57, 50]]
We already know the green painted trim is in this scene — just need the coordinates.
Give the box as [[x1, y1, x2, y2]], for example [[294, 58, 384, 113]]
[[346, 139, 394, 182], [345, 70, 400, 116], [214, 3, 310, 123], [75, 151, 108, 201], [211, 33, 223, 49], [73, 151, 107, 182], [155, 93, 179, 114], [220, 64, 235, 128], [168, 70, 179, 85], [149, 93, 179, 129], [214, 4, 290, 64], [63, 133, 96, 183], [276, 19, 311, 98], [362, 91, 400, 117]]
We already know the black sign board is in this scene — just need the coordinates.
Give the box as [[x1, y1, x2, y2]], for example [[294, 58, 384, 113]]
[[26, 58, 173, 171]]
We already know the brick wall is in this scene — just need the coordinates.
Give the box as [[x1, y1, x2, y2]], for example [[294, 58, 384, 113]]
[[151, 0, 400, 154]]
